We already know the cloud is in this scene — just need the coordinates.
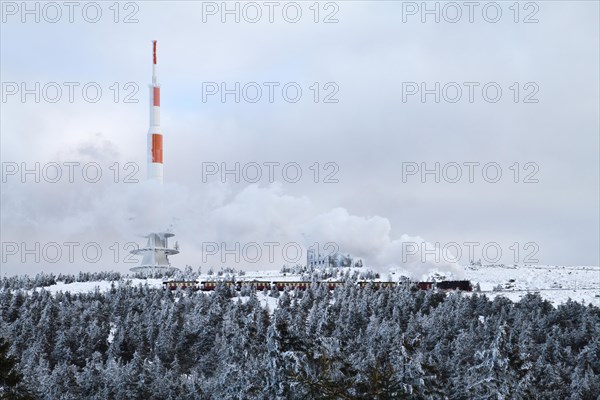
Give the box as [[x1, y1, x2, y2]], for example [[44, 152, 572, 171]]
[[2, 2, 598, 272], [2, 135, 461, 280]]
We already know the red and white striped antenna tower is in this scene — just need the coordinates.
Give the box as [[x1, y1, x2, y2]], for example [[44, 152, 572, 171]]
[[148, 39, 163, 183], [130, 40, 179, 273]]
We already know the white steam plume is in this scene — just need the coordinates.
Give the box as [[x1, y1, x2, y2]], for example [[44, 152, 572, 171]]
[[1, 135, 462, 280]]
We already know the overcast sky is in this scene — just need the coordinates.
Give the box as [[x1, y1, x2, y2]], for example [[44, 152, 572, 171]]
[[1, 1, 599, 276]]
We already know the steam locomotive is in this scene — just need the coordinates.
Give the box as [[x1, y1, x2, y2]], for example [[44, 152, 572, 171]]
[[162, 279, 473, 292]]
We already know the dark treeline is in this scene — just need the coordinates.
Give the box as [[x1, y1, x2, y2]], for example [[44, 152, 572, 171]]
[[0, 282, 599, 399]]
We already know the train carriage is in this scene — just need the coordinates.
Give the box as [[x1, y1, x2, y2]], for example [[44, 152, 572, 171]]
[[163, 279, 473, 293], [162, 280, 200, 291]]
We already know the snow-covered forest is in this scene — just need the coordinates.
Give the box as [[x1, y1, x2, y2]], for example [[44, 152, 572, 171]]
[[1, 280, 599, 399]]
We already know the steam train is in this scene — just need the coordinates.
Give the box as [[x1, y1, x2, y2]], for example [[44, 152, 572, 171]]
[[162, 279, 473, 292]]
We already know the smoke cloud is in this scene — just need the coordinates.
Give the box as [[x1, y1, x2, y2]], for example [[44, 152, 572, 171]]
[[1, 135, 462, 280]]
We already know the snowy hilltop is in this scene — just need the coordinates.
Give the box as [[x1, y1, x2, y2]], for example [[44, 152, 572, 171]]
[[5, 264, 599, 307]]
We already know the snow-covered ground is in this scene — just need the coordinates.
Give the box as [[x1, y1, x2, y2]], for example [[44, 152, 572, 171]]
[[465, 264, 600, 307], [34, 278, 164, 294], [30, 264, 600, 307]]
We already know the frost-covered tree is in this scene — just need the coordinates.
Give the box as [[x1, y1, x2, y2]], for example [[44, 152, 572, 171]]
[[0, 275, 599, 399]]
